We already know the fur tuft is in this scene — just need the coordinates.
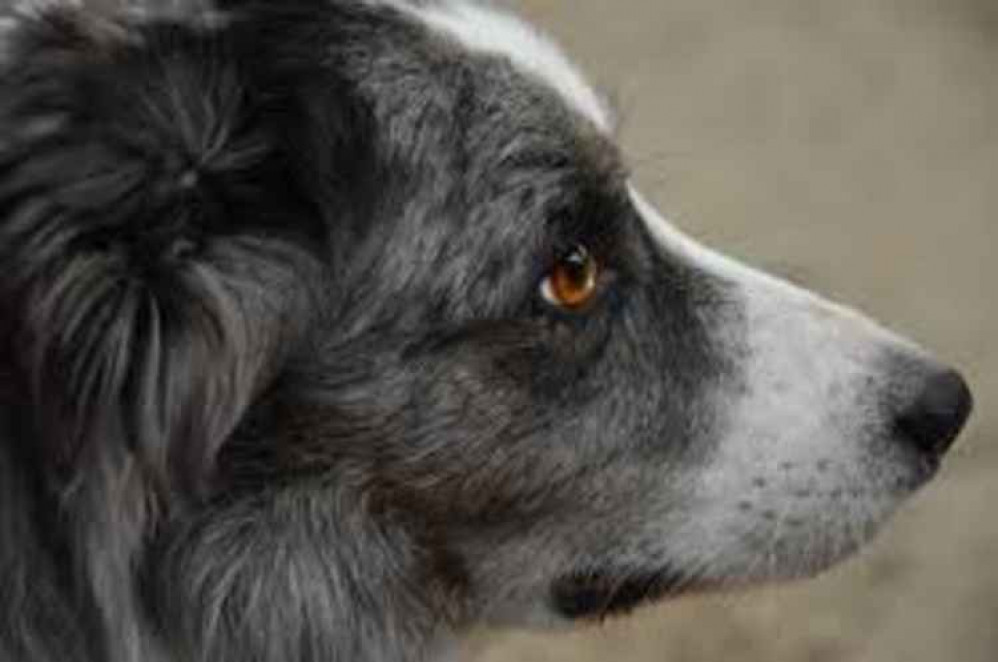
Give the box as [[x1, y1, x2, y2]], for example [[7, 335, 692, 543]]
[[0, 9, 320, 660], [0, 8, 317, 490]]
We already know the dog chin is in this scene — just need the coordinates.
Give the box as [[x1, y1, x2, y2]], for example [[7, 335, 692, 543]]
[[547, 552, 857, 623], [548, 502, 904, 623]]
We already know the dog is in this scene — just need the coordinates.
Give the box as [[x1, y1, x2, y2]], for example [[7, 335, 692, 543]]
[[0, 1, 974, 661]]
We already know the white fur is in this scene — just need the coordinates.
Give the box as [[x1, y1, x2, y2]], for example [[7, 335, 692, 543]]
[[630, 186, 925, 579], [381, 0, 613, 132], [631, 187, 897, 333]]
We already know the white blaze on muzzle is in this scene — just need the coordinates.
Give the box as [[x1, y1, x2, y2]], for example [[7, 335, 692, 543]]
[[629, 185, 971, 579]]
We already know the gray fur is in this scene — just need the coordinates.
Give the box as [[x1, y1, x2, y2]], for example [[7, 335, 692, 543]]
[[0, 2, 971, 661]]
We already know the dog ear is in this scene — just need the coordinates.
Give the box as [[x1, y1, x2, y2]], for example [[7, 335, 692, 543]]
[[0, 9, 322, 498], [0, 10, 343, 657]]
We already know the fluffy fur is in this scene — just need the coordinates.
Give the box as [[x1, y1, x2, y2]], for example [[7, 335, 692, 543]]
[[0, 2, 971, 662]]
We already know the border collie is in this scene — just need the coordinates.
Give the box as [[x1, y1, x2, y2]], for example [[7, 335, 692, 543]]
[[0, 1, 973, 661]]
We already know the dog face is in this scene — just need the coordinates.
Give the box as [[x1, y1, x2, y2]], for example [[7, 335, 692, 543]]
[[267, 0, 969, 624], [0, 1, 972, 659]]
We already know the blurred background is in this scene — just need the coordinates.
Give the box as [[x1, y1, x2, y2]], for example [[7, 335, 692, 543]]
[[469, 1, 997, 661]]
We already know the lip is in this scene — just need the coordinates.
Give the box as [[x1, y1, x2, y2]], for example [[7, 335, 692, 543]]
[[550, 567, 702, 621]]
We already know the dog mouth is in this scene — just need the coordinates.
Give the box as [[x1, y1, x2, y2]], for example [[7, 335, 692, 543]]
[[550, 567, 701, 621]]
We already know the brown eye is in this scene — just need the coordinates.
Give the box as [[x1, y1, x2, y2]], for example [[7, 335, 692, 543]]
[[542, 245, 600, 309]]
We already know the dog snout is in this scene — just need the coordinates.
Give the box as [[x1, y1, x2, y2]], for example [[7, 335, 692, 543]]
[[893, 365, 973, 458]]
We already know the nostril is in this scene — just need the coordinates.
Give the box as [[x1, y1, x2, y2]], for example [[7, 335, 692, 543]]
[[894, 368, 973, 458]]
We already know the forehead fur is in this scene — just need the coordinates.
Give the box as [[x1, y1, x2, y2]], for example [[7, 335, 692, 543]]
[[377, 0, 612, 133]]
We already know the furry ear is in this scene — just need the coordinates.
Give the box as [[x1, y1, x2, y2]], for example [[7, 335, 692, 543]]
[[0, 8, 321, 498], [0, 10, 328, 658]]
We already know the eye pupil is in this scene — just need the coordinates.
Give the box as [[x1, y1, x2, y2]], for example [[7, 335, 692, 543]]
[[547, 245, 599, 309]]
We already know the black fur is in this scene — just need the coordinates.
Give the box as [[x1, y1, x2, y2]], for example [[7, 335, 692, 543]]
[[0, 3, 733, 661]]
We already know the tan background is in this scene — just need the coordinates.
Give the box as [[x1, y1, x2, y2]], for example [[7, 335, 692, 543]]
[[469, 1, 998, 661]]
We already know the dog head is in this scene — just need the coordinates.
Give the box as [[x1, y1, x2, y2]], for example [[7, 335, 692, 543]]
[[0, 1, 972, 659]]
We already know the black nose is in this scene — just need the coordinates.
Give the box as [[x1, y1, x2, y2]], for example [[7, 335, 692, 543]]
[[894, 368, 973, 457]]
